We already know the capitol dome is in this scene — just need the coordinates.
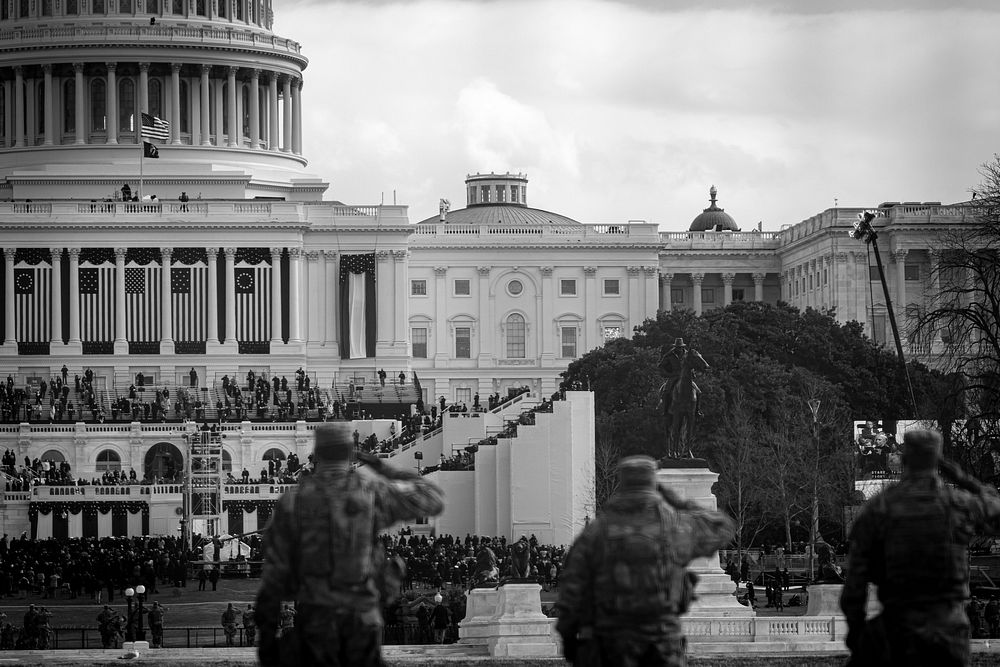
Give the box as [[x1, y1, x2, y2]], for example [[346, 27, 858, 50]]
[[416, 173, 582, 226], [689, 186, 740, 232]]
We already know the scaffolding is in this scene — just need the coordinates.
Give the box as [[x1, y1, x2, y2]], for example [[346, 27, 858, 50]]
[[184, 426, 224, 544]]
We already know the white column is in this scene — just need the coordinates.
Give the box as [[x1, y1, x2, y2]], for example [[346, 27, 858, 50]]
[[13, 67, 24, 148], [105, 63, 118, 145], [394, 250, 409, 347], [213, 78, 224, 146], [2, 249, 14, 345], [324, 251, 338, 348], [476, 265, 491, 362], [540, 266, 554, 360], [281, 75, 291, 152], [226, 66, 238, 147], [49, 248, 62, 345], [249, 69, 260, 149], [73, 63, 85, 145], [661, 273, 672, 312], [626, 266, 641, 332], [42, 64, 54, 146], [223, 248, 237, 345], [200, 66, 212, 145], [113, 247, 127, 352], [206, 247, 219, 344], [288, 247, 302, 343], [68, 248, 81, 344], [291, 77, 302, 155], [267, 74, 278, 151], [269, 248, 283, 344], [692, 273, 704, 316], [722, 273, 735, 307], [433, 266, 448, 361], [893, 249, 908, 314], [583, 266, 596, 351], [376, 251, 393, 352], [170, 64, 181, 145], [752, 272, 765, 302], [160, 248, 174, 353], [644, 266, 658, 319], [138, 62, 149, 115]]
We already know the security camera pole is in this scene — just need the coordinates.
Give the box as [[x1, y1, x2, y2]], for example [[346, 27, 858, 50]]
[[849, 211, 918, 414]]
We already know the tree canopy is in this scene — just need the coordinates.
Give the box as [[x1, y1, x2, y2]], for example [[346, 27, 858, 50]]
[[563, 301, 951, 547]]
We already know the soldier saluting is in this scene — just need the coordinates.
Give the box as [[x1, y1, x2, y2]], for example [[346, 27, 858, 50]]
[[256, 422, 444, 666], [841, 429, 1000, 666]]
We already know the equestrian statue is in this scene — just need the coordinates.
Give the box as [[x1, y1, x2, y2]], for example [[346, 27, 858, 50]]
[[657, 338, 709, 460]]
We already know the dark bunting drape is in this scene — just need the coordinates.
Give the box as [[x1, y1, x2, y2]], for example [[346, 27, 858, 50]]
[[339, 253, 377, 359]]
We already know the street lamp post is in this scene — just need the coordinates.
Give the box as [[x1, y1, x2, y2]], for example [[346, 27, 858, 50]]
[[124, 587, 135, 642], [807, 398, 821, 584], [135, 584, 146, 641]]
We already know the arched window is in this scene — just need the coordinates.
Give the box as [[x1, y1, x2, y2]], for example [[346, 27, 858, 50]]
[[41, 449, 66, 462], [66, 0, 79, 13], [92, 0, 105, 13], [149, 78, 163, 119], [241, 84, 249, 138], [91, 79, 106, 131], [222, 449, 233, 472], [235, 0, 244, 21], [63, 79, 75, 134], [19, 0, 29, 18], [172, 0, 183, 14], [218, 0, 227, 19], [119, 78, 135, 132], [196, 0, 206, 16], [506, 313, 526, 359], [262, 448, 286, 461], [119, 0, 132, 13], [42, 0, 52, 16], [96, 449, 122, 471], [179, 79, 189, 133]]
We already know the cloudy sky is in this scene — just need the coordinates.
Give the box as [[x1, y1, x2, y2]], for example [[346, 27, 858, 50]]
[[275, 0, 999, 231]]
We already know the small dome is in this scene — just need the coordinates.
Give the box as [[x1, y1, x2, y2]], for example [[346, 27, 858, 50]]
[[689, 185, 740, 232]]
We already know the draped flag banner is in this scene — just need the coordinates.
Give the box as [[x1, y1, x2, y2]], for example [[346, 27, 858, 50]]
[[235, 263, 271, 342], [79, 264, 115, 342], [339, 253, 376, 359], [14, 263, 50, 343], [125, 264, 161, 343], [171, 264, 207, 343]]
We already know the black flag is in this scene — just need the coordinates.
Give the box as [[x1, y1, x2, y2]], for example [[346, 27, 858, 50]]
[[143, 141, 159, 159]]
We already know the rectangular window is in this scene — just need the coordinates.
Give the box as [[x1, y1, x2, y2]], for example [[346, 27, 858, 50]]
[[455, 327, 471, 358], [468, 187, 477, 205], [603, 326, 622, 341], [454, 279, 471, 296], [904, 264, 920, 281], [411, 328, 428, 358], [603, 279, 620, 296], [511, 186, 519, 204], [870, 265, 880, 281], [410, 279, 427, 296], [702, 288, 715, 303], [670, 288, 684, 304], [560, 279, 577, 296], [872, 315, 887, 346], [456, 388, 472, 405], [823, 269, 829, 285], [480, 185, 490, 203], [732, 288, 745, 302], [496, 185, 506, 203], [561, 327, 577, 358], [808, 275, 813, 290]]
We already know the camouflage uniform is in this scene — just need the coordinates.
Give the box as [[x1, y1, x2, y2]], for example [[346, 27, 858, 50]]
[[256, 423, 444, 667], [555, 456, 733, 667], [841, 430, 1000, 667]]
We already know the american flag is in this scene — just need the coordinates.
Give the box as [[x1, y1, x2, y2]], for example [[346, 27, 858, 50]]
[[79, 265, 115, 342], [171, 264, 207, 342], [14, 265, 50, 343], [234, 264, 271, 343], [141, 112, 170, 142], [125, 265, 161, 343]]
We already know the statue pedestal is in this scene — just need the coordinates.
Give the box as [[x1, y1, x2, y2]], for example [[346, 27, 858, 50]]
[[656, 467, 754, 618], [459, 583, 559, 658], [805, 584, 844, 616]]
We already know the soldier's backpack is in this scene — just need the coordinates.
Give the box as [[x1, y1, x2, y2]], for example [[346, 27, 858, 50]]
[[595, 502, 688, 621]]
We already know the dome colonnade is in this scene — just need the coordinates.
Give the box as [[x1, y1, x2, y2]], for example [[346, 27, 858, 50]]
[[0, 0, 306, 157]]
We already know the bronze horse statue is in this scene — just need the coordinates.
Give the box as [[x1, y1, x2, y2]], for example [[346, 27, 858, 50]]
[[658, 347, 709, 459]]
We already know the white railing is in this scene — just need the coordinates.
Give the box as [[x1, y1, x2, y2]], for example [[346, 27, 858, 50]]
[[413, 223, 657, 238], [660, 231, 782, 249], [684, 616, 845, 643], [0, 23, 303, 57]]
